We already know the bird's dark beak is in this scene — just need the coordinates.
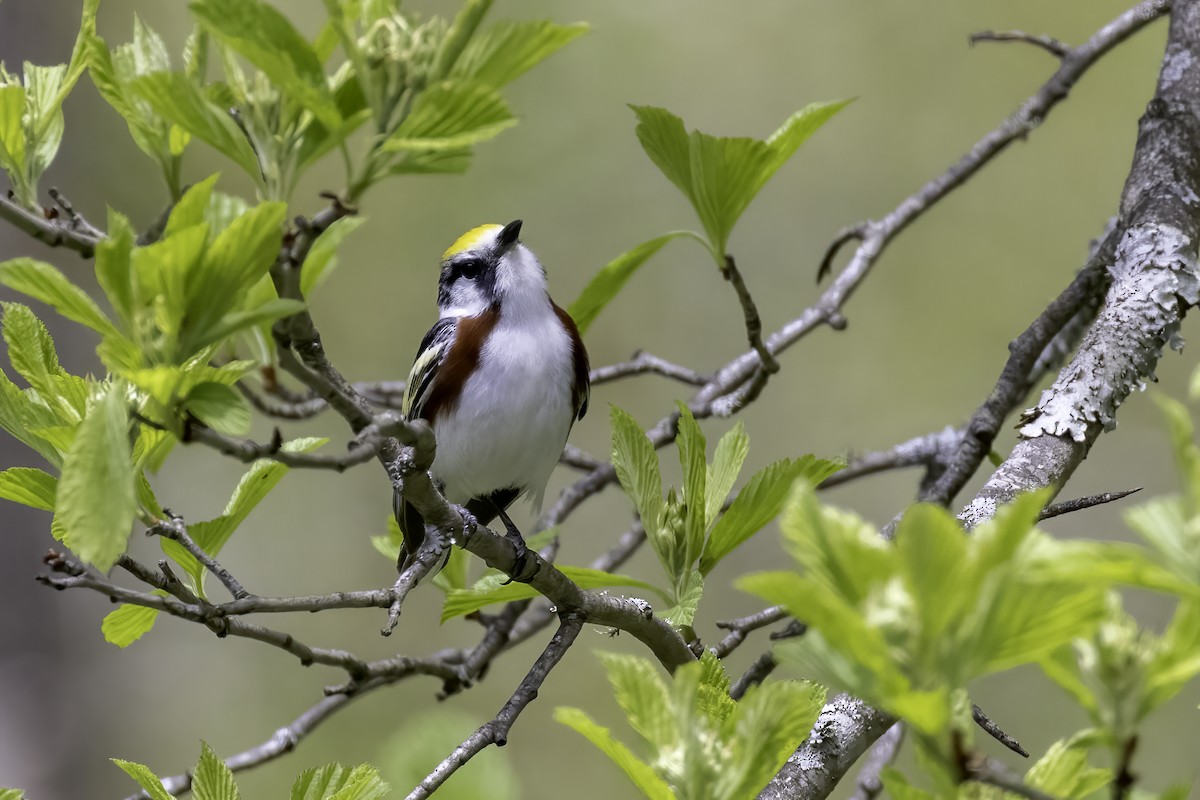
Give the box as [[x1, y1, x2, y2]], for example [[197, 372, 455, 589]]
[[498, 219, 523, 248]]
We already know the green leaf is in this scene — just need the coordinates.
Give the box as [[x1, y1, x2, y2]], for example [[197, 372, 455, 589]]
[[55, 383, 136, 570], [610, 405, 668, 570], [193, 741, 239, 800], [0, 86, 27, 183], [102, 595, 164, 647], [387, 147, 473, 176], [662, 569, 704, 629], [451, 20, 588, 87], [1025, 738, 1111, 799], [96, 211, 137, 332], [165, 174, 219, 238], [191, 299, 306, 354], [382, 82, 515, 152], [191, 0, 342, 129], [596, 652, 676, 750], [441, 566, 665, 622], [23, 64, 68, 184], [301, 216, 367, 296], [568, 232, 698, 335], [432, 547, 470, 595], [112, 759, 177, 800], [674, 403, 707, 569], [554, 708, 675, 800], [631, 101, 849, 261], [705, 422, 748, 529], [290, 763, 389, 800], [630, 106, 693, 209], [0, 790, 27, 800], [1144, 598, 1200, 717], [2, 302, 61, 396], [0, 467, 57, 510], [722, 680, 826, 799], [0, 372, 63, 464], [0, 258, 121, 340], [700, 456, 842, 575], [183, 200, 287, 346], [162, 437, 326, 595], [186, 383, 251, 436], [1155, 394, 1200, 515], [431, 0, 494, 81], [131, 72, 261, 181]]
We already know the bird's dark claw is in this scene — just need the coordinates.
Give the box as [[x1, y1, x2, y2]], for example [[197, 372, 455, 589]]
[[495, 506, 540, 585], [450, 505, 479, 543]]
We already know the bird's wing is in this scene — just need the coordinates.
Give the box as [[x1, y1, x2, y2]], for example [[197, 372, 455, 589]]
[[402, 317, 457, 421]]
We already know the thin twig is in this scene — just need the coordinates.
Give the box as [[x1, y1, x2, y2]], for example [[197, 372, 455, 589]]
[[820, 426, 964, 491], [973, 704, 1029, 758], [146, 514, 250, 601], [407, 612, 584, 800], [0, 191, 101, 256], [848, 723, 906, 800], [969, 30, 1071, 58], [560, 443, 604, 471], [47, 187, 106, 240], [711, 606, 787, 658], [730, 652, 778, 701], [589, 350, 710, 387], [966, 758, 1061, 800], [1038, 488, 1142, 521], [186, 412, 406, 472]]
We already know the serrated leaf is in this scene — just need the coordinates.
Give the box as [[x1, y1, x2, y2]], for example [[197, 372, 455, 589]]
[[0, 258, 122, 341], [2, 302, 61, 397], [96, 210, 137, 332], [112, 759, 176, 800], [720, 680, 826, 799], [705, 422, 748, 529], [631, 101, 848, 261], [301, 216, 367, 296], [131, 72, 261, 181], [387, 147, 473, 176], [0, 368, 63, 464], [165, 174, 219, 238], [596, 652, 675, 750], [700, 456, 842, 574], [55, 383, 136, 570], [186, 382, 251, 436], [568, 232, 697, 335], [1025, 738, 1111, 799], [191, 299, 306, 354], [662, 569, 703, 630], [193, 741, 239, 800], [441, 566, 665, 622], [554, 708, 675, 800], [291, 763, 389, 800], [383, 82, 515, 152], [102, 594, 164, 647], [0, 467, 57, 510], [191, 0, 342, 129], [675, 403, 707, 569], [431, 0, 493, 81], [451, 20, 587, 87], [611, 405, 668, 571]]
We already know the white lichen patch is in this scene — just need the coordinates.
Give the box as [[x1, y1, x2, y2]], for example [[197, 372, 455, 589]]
[[1019, 223, 1200, 442]]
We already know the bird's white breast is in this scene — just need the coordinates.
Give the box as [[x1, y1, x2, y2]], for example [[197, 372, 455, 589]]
[[430, 303, 575, 512]]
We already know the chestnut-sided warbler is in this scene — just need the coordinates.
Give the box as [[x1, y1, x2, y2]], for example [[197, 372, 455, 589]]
[[394, 220, 590, 578]]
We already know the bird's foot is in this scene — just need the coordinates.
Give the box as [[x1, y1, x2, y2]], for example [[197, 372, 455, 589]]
[[449, 505, 479, 545], [496, 507, 540, 585]]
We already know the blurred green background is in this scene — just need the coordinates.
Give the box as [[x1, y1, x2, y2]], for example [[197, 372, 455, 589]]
[[1, 1, 1197, 797]]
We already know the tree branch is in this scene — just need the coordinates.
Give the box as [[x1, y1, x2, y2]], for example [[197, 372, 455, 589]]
[[847, 723, 905, 800], [767, 3, 1194, 795], [0, 190, 102, 256], [407, 612, 585, 800], [589, 350, 710, 387], [969, 30, 1071, 58]]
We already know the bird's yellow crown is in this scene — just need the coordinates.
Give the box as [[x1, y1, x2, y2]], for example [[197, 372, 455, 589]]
[[442, 224, 502, 261]]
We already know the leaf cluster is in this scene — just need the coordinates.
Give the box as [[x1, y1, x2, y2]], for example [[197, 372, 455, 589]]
[[612, 402, 841, 632], [556, 652, 825, 800], [114, 741, 389, 800]]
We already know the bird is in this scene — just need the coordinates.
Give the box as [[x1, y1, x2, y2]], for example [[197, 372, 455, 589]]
[[394, 219, 590, 581]]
